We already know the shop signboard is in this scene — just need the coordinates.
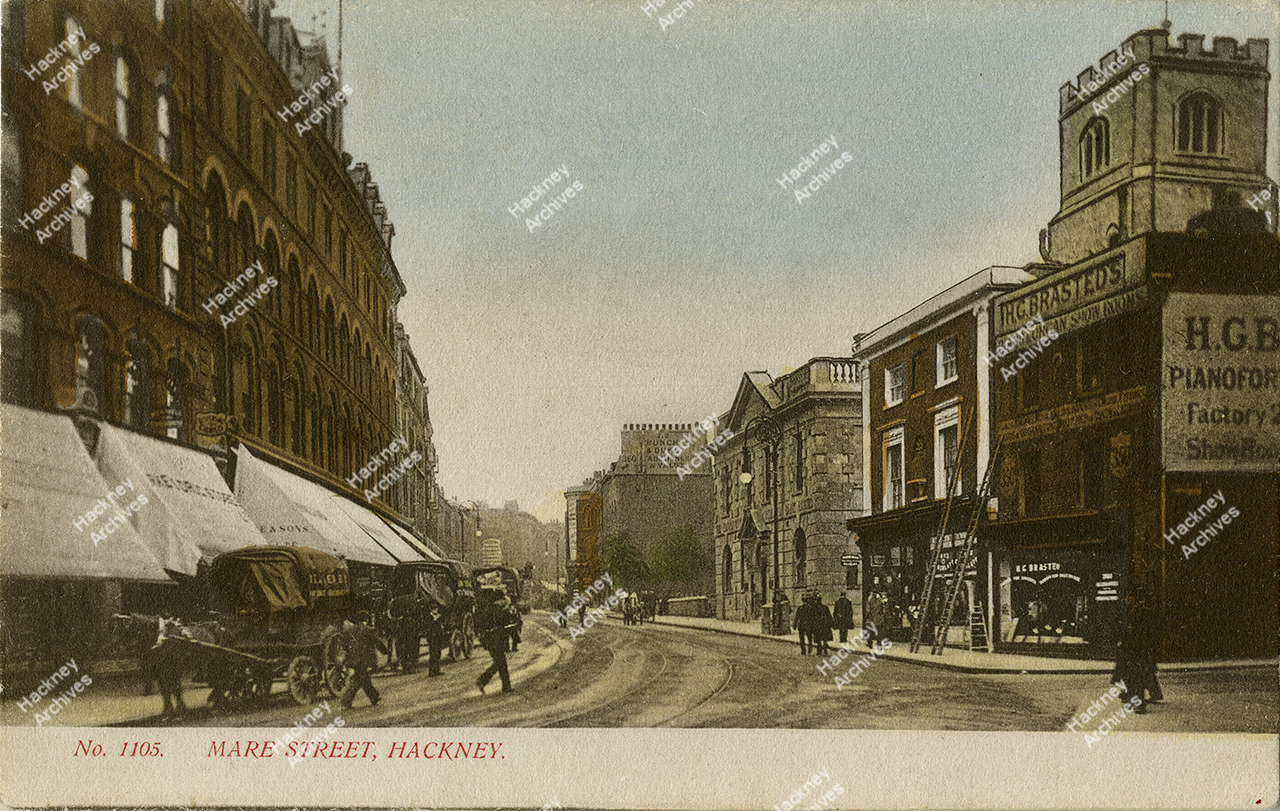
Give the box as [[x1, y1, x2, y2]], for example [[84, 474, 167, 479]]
[[994, 250, 1144, 341], [1162, 293, 1280, 472]]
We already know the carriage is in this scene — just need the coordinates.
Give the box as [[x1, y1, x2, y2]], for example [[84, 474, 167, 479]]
[[384, 559, 476, 662], [186, 545, 357, 707]]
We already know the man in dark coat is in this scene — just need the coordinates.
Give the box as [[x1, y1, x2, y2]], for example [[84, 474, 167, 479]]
[[339, 614, 386, 709], [474, 590, 514, 694], [387, 594, 419, 674], [813, 594, 835, 654], [833, 594, 855, 643], [423, 601, 446, 677], [793, 594, 814, 654]]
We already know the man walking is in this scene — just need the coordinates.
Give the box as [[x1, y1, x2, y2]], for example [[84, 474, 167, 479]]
[[833, 593, 854, 643], [814, 594, 835, 655], [793, 593, 814, 655], [474, 589, 514, 694], [339, 613, 386, 709], [387, 594, 419, 674], [424, 601, 445, 677]]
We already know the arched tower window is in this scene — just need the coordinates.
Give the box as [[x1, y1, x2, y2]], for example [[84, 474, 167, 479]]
[[1079, 117, 1109, 179], [1176, 92, 1223, 155]]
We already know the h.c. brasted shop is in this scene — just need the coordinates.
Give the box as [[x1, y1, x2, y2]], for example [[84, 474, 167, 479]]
[[999, 548, 1126, 647]]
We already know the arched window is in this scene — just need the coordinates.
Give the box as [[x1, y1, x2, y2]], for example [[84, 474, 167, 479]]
[[1079, 117, 1109, 179], [64, 17, 83, 109], [1176, 92, 1223, 154], [262, 231, 280, 320], [114, 53, 135, 141], [288, 257, 301, 331], [205, 173, 228, 279], [124, 335, 150, 430], [265, 357, 281, 446], [236, 204, 255, 276], [67, 164, 91, 260], [160, 221, 180, 310], [155, 77, 178, 168], [75, 314, 105, 413], [793, 528, 807, 588], [119, 194, 136, 283]]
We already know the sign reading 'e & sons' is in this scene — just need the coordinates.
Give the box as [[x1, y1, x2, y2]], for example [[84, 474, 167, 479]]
[[1162, 293, 1280, 472]]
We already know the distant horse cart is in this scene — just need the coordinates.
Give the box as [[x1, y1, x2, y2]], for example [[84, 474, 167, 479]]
[[113, 546, 358, 716]]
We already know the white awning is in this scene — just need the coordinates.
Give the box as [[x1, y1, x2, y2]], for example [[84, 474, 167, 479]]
[[95, 423, 268, 575], [233, 444, 398, 566], [383, 520, 442, 560], [327, 497, 428, 562], [0, 404, 170, 582]]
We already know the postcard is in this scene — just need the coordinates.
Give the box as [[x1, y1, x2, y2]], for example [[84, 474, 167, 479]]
[[1, 0, 1276, 808]]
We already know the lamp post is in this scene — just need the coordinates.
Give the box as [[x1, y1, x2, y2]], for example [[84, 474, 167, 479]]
[[741, 413, 782, 630]]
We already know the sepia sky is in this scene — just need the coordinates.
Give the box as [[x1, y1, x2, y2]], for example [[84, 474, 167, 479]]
[[272, 0, 1279, 522]]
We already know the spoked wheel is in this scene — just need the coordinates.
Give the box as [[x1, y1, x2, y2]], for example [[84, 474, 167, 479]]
[[461, 614, 475, 659], [449, 628, 463, 661], [321, 628, 350, 697], [287, 655, 321, 706]]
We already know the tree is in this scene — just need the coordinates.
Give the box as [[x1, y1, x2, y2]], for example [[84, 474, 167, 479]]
[[599, 532, 650, 592], [650, 525, 709, 596]]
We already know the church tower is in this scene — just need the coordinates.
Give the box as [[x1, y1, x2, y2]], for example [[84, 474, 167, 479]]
[[1040, 26, 1276, 266]]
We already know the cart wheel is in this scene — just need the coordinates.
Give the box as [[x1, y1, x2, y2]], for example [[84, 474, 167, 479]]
[[287, 655, 321, 706], [449, 629, 463, 661], [322, 629, 351, 697], [462, 614, 475, 659]]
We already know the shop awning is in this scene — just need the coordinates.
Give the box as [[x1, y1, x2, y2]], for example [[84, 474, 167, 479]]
[[0, 404, 170, 582], [232, 445, 398, 567], [95, 423, 269, 575], [327, 496, 429, 563], [383, 520, 442, 561]]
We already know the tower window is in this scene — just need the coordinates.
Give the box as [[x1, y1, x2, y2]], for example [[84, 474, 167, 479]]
[[1176, 93, 1223, 155], [1080, 117, 1109, 179]]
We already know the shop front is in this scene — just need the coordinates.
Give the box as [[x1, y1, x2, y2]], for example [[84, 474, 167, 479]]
[[984, 511, 1129, 655], [853, 500, 988, 645]]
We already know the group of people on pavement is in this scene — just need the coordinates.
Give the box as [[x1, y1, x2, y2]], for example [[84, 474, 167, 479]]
[[337, 587, 523, 708], [792, 591, 857, 655]]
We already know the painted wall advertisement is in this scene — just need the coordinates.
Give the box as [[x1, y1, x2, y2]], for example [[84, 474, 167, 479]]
[[1162, 293, 1280, 472]]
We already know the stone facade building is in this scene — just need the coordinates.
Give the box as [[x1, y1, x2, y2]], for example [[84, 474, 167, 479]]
[[713, 358, 862, 628]]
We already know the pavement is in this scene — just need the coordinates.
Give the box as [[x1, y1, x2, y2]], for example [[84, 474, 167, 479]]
[[610, 612, 1279, 675]]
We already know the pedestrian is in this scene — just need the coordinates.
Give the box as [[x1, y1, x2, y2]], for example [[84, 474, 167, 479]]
[[793, 594, 814, 654], [339, 613, 386, 709], [814, 593, 834, 654], [474, 589, 514, 694], [833, 593, 854, 643], [387, 594, 419, 674], [503, 595, 522, 652], [424, 601, 445, 677], [1111, 629, 1154, 714]]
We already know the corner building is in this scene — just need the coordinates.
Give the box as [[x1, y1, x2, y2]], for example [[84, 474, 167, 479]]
[[0, 0, 440, 681], [987, 28, 1277, 659]]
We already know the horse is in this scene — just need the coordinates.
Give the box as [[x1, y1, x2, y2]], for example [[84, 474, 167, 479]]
[[110, 614, 223, 718]]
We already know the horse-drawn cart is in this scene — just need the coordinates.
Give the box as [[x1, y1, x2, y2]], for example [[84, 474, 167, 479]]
[[196, 545, 357, 706]]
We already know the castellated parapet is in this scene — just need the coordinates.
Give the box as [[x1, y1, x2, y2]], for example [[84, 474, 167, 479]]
[[1059, 29, 1269, 116]]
